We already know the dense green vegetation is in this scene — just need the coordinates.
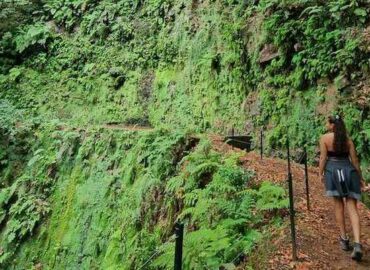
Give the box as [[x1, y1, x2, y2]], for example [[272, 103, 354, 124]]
[[1, 0, 370, 268], [1, 1, 369, 168], [0, 107, 287, 269]]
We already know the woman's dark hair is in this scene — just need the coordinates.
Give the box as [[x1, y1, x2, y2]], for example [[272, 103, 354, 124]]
[[328, 115, 349, 152]]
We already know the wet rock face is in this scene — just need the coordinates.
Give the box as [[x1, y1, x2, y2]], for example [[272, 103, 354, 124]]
[[334, 75, 350, 91], [315, 78, 339, 116], [259, 44, 280, 64], [350, 80, 370, 110], [294, 42, 303, 52], [241, 92, 261, 133], [139, 71, 155, 101]]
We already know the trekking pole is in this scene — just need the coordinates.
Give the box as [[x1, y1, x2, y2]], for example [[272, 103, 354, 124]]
[[174, 222, 184, 270], [287, 136, 298, 261], [304, 145, 310, 211]]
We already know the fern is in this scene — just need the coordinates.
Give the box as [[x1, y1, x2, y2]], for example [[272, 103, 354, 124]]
[[154, 226, 230, 270], [256, 181, 289, 211], [14, 23, 52, 53]]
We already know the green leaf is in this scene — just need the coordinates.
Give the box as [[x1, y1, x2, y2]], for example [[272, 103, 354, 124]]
[[7, 232, 16, 243], [354, 8, 367, 17], [363, 129, 370, 140]]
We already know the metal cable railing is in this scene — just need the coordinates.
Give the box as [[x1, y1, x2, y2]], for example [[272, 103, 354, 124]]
[[255, 128, 312, 261], [229, 234, 249, 265], [138, 129, 312, 270], [137, 233, 177, 270], [137, 248, 163, 270]]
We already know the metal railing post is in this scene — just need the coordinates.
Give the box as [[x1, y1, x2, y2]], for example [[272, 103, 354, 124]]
[[231, 126, 234, 150], [174, 222, 184, 270], [260, 128, 263, 159], [304, 145, 310, 211], [286, 136, 298, 261]]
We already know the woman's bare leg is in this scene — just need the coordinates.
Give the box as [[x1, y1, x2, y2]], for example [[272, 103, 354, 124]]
[[346, 197, 361, 243], [333, 197, 347, 238]]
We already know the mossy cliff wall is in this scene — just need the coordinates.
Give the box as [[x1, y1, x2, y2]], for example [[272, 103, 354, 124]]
[[1, 1, 369, 165], [0, 119, 287, 269]]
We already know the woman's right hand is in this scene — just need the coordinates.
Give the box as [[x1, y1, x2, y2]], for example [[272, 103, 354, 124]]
[[360, 178, 369, 192], [320, 174, 325, 184]]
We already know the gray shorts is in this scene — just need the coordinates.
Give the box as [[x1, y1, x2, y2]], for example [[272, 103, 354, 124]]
[[324, 156, 362, 201]]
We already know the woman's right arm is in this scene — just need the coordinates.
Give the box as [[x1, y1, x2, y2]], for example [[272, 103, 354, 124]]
[[319, 136, 327, 183], [348, 139, 364, 182]]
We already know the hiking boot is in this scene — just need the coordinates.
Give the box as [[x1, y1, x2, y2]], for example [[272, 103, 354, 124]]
[[351, 242, 363, 261], [339, 235, 350, 251]]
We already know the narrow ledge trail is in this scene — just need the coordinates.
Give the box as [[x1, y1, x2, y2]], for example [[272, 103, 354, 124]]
[[208, 133, 370, 270], [57, 123, 155, 132]]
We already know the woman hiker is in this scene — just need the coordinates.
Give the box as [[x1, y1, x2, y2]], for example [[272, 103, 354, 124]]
[[319, 114, 366, 261]]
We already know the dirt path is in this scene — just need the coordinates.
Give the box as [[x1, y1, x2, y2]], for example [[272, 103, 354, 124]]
[[208, 134, 370, 269], [240, 151, 370, 269], [57, 123, 154, 132], [101, 123, 154, 131]]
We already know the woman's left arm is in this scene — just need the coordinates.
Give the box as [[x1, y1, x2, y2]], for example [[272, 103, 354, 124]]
[[319, 136, 327, 182]]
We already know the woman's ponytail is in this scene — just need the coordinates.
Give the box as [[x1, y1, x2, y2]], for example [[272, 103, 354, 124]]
[[328, 115, 348, 152]]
